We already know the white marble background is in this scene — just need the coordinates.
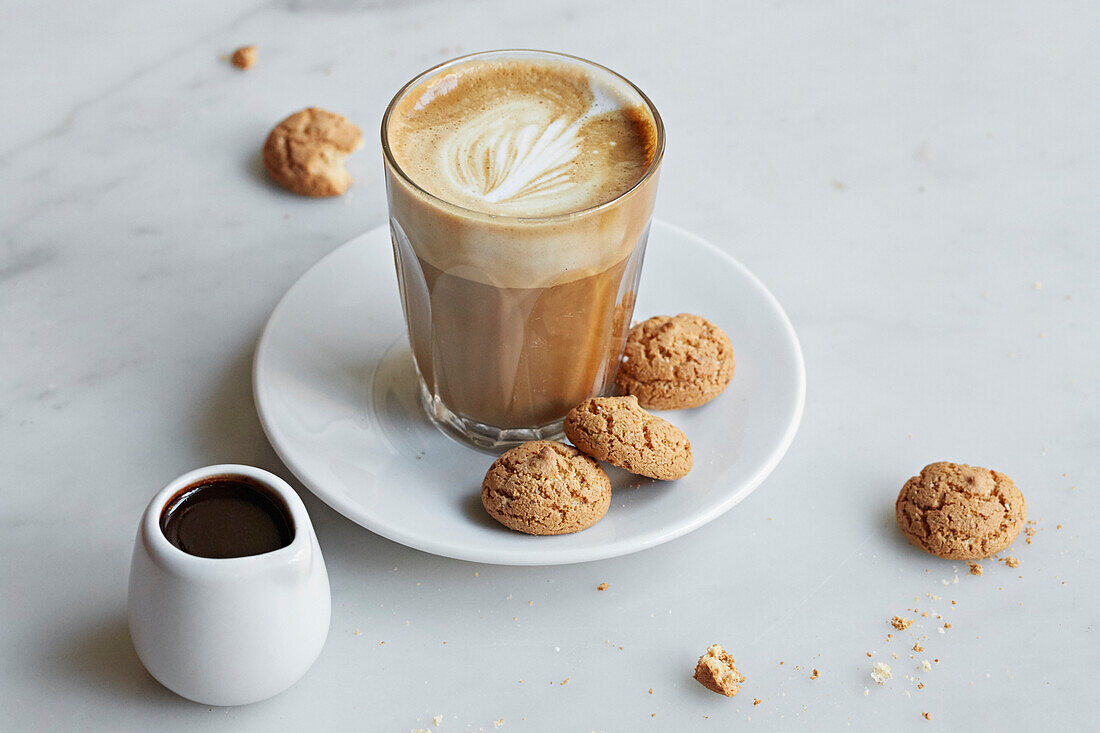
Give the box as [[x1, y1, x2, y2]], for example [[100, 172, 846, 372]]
[[2, 0, 1096, 730]]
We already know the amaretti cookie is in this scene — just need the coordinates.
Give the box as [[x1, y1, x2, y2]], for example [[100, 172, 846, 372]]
[[895, 461, 1026, 560], [616, 313, 735, 410], [481, 441, 611, 535], [563, 396, 692, 480], [262, 107, 363, 197]]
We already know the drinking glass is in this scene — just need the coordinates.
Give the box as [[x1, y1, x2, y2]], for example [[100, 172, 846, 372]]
[[381, 50, 664, 449]]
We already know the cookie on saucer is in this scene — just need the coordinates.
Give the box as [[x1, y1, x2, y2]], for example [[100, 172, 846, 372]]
[[895, 462, 1026, 560], [563, 396, 692, 480], [616, 313, 735, 410], [481, 441, 611, 535]]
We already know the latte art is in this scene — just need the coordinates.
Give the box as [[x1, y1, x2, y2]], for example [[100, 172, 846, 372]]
[[442, 105, 584, 206], [387, 56, 657, 217]]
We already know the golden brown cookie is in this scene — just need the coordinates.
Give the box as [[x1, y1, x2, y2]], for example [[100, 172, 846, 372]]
[[895, 462, 1026, 560], [563, 396, 692, 480], [481, 441, 611, 535], [616, 313, 735, 410], [693, 644, 745, 697], [262, 107, 363, 197], [231, 45, 256, 70]]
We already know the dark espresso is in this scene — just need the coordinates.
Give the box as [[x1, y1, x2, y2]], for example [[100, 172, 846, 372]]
[[160, 476, 294, 559]]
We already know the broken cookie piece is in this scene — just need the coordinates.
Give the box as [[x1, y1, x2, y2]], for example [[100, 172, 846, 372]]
[[693, 644, 745, 697], [262, 107, 363, 197]]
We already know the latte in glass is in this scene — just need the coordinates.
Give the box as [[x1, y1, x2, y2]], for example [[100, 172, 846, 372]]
[[382, 50, 663, 448]]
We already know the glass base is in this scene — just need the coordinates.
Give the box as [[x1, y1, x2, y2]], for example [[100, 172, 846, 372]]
[[417, 379, 565, 452]]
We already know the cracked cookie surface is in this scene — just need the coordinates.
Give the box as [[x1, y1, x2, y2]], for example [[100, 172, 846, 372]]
[[563, 396, 692, 480], [895, 461, 1026, 560], [615, 313, 734, 410], [481, 441, 610, 535], [262, 107, 363, 197]]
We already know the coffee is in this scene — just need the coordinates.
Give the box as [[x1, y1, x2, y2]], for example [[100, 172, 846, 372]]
[[160, 476, 294, 558], [383, 51, 663, 444]]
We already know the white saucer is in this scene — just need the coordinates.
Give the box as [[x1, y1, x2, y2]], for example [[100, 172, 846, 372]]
[[254, 221, 805, 565]]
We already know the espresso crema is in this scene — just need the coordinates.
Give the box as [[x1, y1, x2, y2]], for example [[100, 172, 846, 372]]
[[387, 56, 658, 218]]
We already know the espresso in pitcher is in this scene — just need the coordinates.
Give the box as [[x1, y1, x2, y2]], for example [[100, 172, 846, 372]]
[[160, 476, 294, 558]]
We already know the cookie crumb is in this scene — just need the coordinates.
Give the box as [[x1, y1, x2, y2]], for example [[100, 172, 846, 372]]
[[871, 662, 892, 686], [561, 677, 570, 685], [891, 616, 914, 630], [597, 582, 609, 591], [648, 688, 653, 694], [913, 643, 923, 652], [810, 669, 819, 680], [921, 660, 932, 671], [969, 562, 983, 576], [432, 714, 443, 726], [753, 698, 762, 706], [693, 644, 745, 697], [230, 45, 256, 70], [923, 712, 931, 721], [493, 720, 503, 728], [1005, 556, 1020, 568]]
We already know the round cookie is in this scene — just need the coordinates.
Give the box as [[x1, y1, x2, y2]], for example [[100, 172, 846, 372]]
[[481, 441, 611, 535], [616, 313, 735, 410], [262, 107, 363, 197], [563, 396, 692, 480], [895, 462, 1027, 560]]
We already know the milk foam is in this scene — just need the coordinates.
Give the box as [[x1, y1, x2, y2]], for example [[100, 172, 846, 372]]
[[441, 102, 586, 206], [387, 56, 657, 217]]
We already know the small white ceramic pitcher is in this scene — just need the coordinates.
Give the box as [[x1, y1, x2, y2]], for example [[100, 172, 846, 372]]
[[128, 464, 330, 706]]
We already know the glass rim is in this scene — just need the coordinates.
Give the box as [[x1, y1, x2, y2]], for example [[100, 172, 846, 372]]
[[380, 48, 665, 225]]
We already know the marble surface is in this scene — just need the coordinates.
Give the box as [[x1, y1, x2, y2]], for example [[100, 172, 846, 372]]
[[2, 0, 1096, 730]]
